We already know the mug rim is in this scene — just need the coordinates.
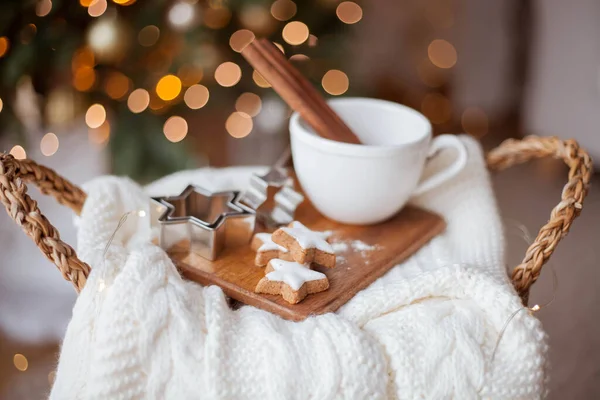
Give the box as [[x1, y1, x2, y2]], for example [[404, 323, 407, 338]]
[[289, 97, 432, 157]]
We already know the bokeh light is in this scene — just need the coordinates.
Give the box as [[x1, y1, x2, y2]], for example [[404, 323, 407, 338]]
[[104, 71, 131, 100], [428, 39, 457, 69], [88, 0, 107, 17], [322, 70, 349, 95], [282, 21, 309, 45], [271, 0, 297, 21], [308, 34, 318, 47], [461, 107, 489, 137], [163, 116, 188, 142], [85, 103, 106, 128], [0, 37, 9, 58], [336, 2, 363, 24], [138, 25, 160, 47], [13, 354, 28, 372], [0, 98, 3, 113], [80, 0, 94, 6], [88, 120, 110, 146], [226, 112, 253, 138], [72, 47, 95, 70], [240, 5, 272, 34], [156, 74, 182, 101], [235, 92, 262, 117], [168, 2, 196, 30], [252, 71, 271, 88], [274, 42, 285, 53], [178, 64, 204, 86], [127, 88, 150, 113], [112, 0, 135, 5], [36, 0, 53, 17], [229, 29, 255, 53], [421, 93, 452, 124], [214, 62, 242, 87], [72, 67, 96, 91], [9, 146, 26, 160], [204, 6, 232, 29], [40, 133, 59, 156], [184, 84, 209, 109], [289, 54, 309, 62]]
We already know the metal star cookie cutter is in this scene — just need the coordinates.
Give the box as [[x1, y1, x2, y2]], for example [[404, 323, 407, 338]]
[[150, 185, 255, 261], [240, 147, 304, 228]]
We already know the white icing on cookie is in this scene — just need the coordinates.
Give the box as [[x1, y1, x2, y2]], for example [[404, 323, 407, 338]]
[[266, 259, 326, 290], [255, 233, 288, 253], [281, 221, 333, 253]]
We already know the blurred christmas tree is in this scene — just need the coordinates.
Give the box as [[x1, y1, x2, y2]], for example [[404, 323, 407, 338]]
[[0, 0, 362, 181]]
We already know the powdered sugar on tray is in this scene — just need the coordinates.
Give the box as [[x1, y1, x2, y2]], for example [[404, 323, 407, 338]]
[[331, 239, 381, 265]]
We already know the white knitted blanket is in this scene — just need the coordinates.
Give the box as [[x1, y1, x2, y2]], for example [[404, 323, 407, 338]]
[[50, 136, 548, 399]]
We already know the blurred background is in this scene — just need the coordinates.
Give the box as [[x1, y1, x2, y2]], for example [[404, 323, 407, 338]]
[[0, 0, 598, 398]]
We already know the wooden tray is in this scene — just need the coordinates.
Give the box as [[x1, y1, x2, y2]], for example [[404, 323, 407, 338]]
[[170, 198, 445, 321]]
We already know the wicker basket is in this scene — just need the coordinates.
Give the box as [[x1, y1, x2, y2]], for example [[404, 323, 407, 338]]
[[0, 136, 592, 304]]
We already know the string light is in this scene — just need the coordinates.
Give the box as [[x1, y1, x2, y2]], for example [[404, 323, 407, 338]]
[[80, 0, 94, 6], [112, 0, 135, 4], [127, 88, 150, 113], [336, 2, 362, 24], [0, 37, 9, 58], [138, 25, 160, 47], [421, 93, 452, 124], [87, 0, 107, 17], [13, 354, 28, 372], [168, 2, 196, 30], [156, 74, 182, 101], [428, 39, 457, 69], [40, 132, 59, 156], [282, 21, 309, 45], [184, 84, 209, 109], [88, 120, 110, 146], [235, 92, 262, 117], [226, 112, 253, 138], [461, 107, 489, 137], [252, 70, 271, 88], [36, 0, 53, 17], [203, 6, 232, 29], [178, 64, 204, 86], [104, 72, 131, 100], [322, 70, 349, 95], [229, 29, 255, 53], [163, 116, 188, 142], [214, 62, 241, 87], [271, 0, 297, 21], [9, 145, 26, 160], [85, 103, 106, 128], [87, 19, 120, 60]]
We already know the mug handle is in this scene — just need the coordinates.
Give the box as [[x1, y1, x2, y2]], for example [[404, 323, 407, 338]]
[[412, 134, 468, 196]]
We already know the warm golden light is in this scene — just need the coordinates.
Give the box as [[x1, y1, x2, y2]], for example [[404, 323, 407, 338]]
[[36, 0, 53, 17], [421, 93, 452, 124], [127, 88, 150, 113], [105, 72, 130, 100], [156, 74, 182, 101], [13, 354, 28, 372], [0, 98, 3, 113], [9, 146, 26, 160], [308, 34, 318, 47], [40, 132, 59, 156], [178, 64, 204, 86], [322, 70, 349, 95], [89, 120, 110, 146], [184, 84, 209, 109], [252, 71, 271, 88], [461, 107, 489, 137], [271, 0, 297, 21], [235, 92, 262, 117], [85, 104, 107, 129], [72, 47, 95, 70], [163, 116, 188, 143], [274, 42, 285, 53], [282, 21, 309, 45], [289, 54, 309, 62], [138, 25, 160, 47], [239, 5, 272, 34], [168, 2, 196, 29], [214, 62, 242, 87], [80, 0, 94, 6], [336, 2, 362, 24], [0, 37, 9, 58], [112, 0, 134, 4], [72, 67, 96, 91], [226, 112, 253, 138], [203, 6, 232, 29], [88, 0, 107, 17], [229, 29, 255, 53], [428, 39, 457, 69]]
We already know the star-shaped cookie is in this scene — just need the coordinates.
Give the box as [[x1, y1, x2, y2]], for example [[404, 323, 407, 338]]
[[272, 221, 335, 267], [251, 232, 293, 266]]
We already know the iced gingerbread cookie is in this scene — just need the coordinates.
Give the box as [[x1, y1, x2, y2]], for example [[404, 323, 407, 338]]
[[251, 232, 293, 267], [255, 259, 329, 304], [272, 221, 335, 267]]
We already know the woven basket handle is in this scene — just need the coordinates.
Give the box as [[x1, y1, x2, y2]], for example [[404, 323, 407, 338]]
[[486, 136, 593, 304], [0, 153, 89, 292]]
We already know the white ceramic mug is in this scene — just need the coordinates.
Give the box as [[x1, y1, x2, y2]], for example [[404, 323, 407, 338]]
[[289, 97, 467, 225]]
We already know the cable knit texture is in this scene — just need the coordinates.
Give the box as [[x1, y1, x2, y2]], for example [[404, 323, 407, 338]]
[[50, 136, 548, 399]]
